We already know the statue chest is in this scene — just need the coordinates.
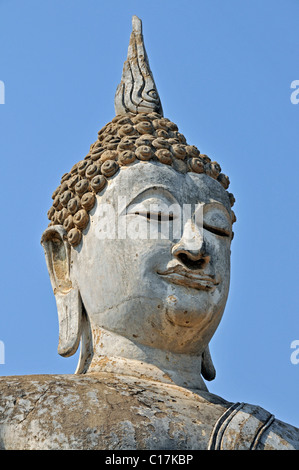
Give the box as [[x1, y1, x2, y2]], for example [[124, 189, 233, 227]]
[[0, 373, 224, 450], [0, 373, 297, 450]]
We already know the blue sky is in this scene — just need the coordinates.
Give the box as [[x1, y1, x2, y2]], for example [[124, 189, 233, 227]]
[[0, 0, 298, 429]]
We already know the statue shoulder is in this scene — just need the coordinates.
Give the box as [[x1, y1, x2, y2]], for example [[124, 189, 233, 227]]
[[207, 400, 299, 450], [0, 373, 227, 450]]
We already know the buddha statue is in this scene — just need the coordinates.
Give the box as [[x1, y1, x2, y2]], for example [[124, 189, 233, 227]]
[[0, 16, 298, 451]]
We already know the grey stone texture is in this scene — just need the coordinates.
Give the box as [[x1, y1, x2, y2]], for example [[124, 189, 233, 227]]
[[1, 372, 298, 450]]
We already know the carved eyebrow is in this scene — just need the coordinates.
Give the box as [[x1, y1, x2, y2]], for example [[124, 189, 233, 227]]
[[125, 186, 179, 210]]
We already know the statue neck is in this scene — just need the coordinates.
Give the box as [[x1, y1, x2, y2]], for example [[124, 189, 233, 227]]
[[79, 325, 208, 392]]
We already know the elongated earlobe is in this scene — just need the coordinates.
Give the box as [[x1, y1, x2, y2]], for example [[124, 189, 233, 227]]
[[201, 345, 216, 381], [55, 288, 82, 357], [75, 307, 93, 374], [41, 226, 82, 357]]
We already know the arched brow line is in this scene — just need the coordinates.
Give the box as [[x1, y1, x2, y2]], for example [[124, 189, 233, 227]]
[[203, 201, 232, 221], [123, 185, 180, 213]]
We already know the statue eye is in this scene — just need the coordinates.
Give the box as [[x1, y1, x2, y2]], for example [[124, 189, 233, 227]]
[[134, 211, 174, 222], [126, 196, 179, 222], [203, 208, 231, 238]]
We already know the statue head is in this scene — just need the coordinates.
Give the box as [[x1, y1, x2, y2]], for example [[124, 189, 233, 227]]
[[41, 16, 236, 386]]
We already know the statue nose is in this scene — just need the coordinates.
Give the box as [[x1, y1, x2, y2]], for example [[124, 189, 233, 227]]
[[172, 220, 210, 270]]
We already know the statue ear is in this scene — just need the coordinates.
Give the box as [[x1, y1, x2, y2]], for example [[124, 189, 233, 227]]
[[41, 225, 82, 358], [201, 345, 216, 381]]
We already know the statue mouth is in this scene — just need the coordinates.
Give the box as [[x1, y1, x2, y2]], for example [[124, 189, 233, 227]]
[[157, 265, 219, 291]]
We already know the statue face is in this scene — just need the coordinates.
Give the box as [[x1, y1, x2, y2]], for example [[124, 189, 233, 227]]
[[71, 162, 232, 355]]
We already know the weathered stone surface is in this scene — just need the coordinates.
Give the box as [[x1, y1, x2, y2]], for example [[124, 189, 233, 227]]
[[0, 372, 298, 450]]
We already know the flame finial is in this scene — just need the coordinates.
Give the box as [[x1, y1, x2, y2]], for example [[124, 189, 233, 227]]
[[114, 16, 163, 116]]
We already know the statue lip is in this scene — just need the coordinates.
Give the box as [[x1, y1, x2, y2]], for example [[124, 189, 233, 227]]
[[157, 265, 219, 291]]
